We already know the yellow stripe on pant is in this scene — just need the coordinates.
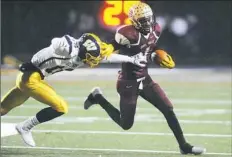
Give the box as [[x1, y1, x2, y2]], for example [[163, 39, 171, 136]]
[[1, 71, 68, 115]]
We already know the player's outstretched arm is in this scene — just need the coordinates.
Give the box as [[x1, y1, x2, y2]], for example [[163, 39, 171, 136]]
[[104, 53, 146, 68], [100, 42, 146, 68]]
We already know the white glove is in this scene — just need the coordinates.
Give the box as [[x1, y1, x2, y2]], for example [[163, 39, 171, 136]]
[[103, 53, 147, 68], [131, 53, 147, 67]]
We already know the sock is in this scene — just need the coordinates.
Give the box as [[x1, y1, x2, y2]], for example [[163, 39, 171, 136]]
[[22, 116, 40, 131], [21, 107, 64, 131], [95, 94, 121, 125], [36, 107, 64, 123], [164, 110, 187, 147]]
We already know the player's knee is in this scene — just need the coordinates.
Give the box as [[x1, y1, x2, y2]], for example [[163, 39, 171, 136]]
[[0, 107, 9, 116], [56, 106, 68, 114], [121, 123, 133, 130], [121, 119, 134, 130], [61, 106, 68, 114], [56, 102, 69, 114]]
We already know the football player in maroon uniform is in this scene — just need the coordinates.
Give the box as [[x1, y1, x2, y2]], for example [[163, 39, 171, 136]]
[[84, 2, 205, 155]]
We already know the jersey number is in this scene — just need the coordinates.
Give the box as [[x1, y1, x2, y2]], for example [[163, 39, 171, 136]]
[[45, 66, 65, 74], [83, 39, 97, 51], [101, 1, 142, 26]]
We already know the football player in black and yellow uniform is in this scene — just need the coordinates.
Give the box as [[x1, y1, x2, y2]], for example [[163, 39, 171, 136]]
[[1, 33, 147, 147]]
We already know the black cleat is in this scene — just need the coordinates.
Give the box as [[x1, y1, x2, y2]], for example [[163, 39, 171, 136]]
[[84, 87, 103, 110], [180, 143, 206, 155]]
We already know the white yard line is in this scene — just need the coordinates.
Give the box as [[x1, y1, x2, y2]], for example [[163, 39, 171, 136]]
[[16, 105, 232, 116], [2, 146, 231, 156], [2, 116, 231, 125], [16, 106, 232, 116], [3, 127, 231, 138], [4, 97, 231, 105], [65, 97, 232, 105], [2, 122, 231, 138], [18, 105, 231, 112], [30, 129, 232, 138]]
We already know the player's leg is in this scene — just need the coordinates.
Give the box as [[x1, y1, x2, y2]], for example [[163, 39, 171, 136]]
[[85, 87, 121, 125], [15, 71, 68, 146], [139, 76, 205, 155], [1, 86, 30, 116], [84, 80, 139, 130], [117, 79, 139, 130]]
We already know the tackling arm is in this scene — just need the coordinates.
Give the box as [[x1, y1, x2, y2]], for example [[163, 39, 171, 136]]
[[101, 40, 146, 67], [101, 42, 134, 64], [103, 38, 131, 63]]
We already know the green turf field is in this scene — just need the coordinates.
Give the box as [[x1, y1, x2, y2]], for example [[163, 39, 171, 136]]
[[1, 68, 231, 157]]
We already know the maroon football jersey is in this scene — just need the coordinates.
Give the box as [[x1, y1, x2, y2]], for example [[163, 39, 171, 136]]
[[115, 23, 162, 80]]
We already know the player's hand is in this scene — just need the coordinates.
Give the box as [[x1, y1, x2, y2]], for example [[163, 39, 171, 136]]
[[131, 53, 147, 68], [159, 54, 175, 69]]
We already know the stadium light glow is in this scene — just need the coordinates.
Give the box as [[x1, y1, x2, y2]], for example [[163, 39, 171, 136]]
[[170, 17, 189, 37]]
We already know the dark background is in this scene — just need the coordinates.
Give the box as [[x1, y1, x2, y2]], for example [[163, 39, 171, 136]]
[[1, 0, 231, 67]]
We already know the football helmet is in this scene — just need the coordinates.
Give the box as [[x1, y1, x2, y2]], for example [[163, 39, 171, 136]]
[[128, 2, 155, 35], [79, 33, 113, 68]]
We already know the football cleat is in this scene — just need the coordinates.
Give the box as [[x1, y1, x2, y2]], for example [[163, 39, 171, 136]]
[[84, 87, 103, 110], [15, 122, 36, 147], [180, 143, 206, 155]]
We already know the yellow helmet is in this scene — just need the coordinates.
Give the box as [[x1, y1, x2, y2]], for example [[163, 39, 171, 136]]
[[128, 2, 155, 34], [79, 33, 113, 68]]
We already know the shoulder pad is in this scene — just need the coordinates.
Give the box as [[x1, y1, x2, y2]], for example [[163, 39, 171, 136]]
[[115, 25, 140, 45]]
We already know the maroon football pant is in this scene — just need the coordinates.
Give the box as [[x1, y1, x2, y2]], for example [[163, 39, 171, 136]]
[[116, 75, 173, 129], [95, 75, 186, 146]]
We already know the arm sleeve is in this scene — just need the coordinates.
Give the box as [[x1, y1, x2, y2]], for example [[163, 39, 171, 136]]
[[101, 53, 134, 63]]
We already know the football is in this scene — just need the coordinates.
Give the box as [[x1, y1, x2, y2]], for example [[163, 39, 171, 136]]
[[153, 49, 169, 65], [152, 49, 175, 69]]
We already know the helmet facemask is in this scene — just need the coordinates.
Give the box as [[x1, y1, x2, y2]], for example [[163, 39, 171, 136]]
[[137, 15, 154, 35], [82, 53, 101, 68]]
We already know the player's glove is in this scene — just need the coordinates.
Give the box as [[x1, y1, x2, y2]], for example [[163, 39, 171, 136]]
[[159, 54, 175, 69], [131, 53, 147, 68]]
